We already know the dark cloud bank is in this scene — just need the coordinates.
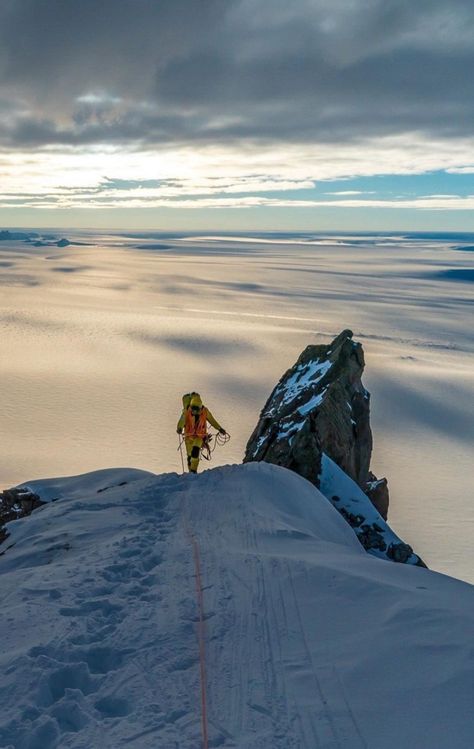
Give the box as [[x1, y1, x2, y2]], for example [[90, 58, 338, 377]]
[[0, 0, 473, 149]]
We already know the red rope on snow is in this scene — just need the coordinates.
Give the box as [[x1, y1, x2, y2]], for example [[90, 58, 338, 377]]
[[187, 524, 209, 749]]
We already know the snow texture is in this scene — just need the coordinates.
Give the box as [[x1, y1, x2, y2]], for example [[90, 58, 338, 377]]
[[1, 463, 473, 748], [319, 453, 423, 565]]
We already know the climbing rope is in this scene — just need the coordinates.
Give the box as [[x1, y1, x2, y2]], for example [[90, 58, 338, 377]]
[[182, 500, 209, 749], [177, 432, 231, 472], [177, 434, 186, 473], [200, 431, 231, 462], [177, 432, 230, 741], [189, 527, 209, 749]]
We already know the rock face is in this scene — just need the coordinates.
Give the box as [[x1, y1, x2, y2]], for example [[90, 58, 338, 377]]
[[0, 487, 44, 547], [365, 472, 389, 520], [244, 329, 389, 515], [244, 330, 426, 565]]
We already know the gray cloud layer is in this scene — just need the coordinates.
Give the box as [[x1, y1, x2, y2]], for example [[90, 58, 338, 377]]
[[0, 0, 473, 148]]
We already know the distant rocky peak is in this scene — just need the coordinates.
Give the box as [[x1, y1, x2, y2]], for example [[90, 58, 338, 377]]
[[245, 329, 384, 514]]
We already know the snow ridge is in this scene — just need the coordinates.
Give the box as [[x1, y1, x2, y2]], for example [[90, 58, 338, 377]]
[[1, 463, 473, 748]]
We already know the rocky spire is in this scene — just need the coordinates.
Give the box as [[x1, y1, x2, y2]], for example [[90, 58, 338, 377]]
[[244, 330, 427, 566], [244, 329, 388, 516]]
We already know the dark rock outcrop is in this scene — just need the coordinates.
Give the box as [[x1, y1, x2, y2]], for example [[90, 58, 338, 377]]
[[1, 229, 86, 248], [0, 230, 39, 241], [0, 487, 45, 546], [244, 330, 427, 565], [245, 329, 388, 513], [365, 472, 389, 519]]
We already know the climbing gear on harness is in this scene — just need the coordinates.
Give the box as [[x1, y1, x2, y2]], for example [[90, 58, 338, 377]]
[[177, 431, 230, 473], [200, 431, 231, 462], [185, 407, 209, 438]]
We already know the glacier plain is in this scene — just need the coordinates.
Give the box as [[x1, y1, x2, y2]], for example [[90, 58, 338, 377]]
[[0, 231, 473, 582]]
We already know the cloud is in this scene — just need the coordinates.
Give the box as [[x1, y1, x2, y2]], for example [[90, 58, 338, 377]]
[[0, 0, 473, 150], [3, 189, 474, 212], [1, 3, 474, 218], [1, 133, 474, 210], [447, 166, 474, 174], [325, 191, 376, 196]]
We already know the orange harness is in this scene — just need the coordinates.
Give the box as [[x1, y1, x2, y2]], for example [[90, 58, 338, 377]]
[[184, 407, 208, 438]]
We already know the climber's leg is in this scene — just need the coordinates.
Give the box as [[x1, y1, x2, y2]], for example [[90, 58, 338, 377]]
[[189, 438, 203, 473]]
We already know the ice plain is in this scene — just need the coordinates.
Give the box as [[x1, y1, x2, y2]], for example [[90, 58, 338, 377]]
[[0, 231, 473, 582]]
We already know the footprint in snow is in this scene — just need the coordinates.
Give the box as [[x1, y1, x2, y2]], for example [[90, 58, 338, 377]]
[[69, 623, 117, 646], [39, 662, 97, 707], [140, 552, 163, 572], [94, 695, 131, 717], [29, 643, 130, 675], [59, 599, 122, 618], [101, 562, 142, 582]]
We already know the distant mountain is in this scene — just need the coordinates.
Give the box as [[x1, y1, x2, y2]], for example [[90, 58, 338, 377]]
[[32, 238, 72, 247], [0, 230, 87, 247], [0, 230, 39, 241]]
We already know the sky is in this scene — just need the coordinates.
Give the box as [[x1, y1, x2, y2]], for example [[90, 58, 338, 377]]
[[1, 0, 474, 231]]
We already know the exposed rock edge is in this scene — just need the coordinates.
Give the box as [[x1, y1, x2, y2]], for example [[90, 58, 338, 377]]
[[244, 330, 425, 565]]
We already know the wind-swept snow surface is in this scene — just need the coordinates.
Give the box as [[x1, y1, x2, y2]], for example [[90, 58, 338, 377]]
[[1, 463, 473, 748]]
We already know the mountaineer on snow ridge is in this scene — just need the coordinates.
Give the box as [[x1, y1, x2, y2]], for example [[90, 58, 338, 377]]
[[177, 392, 227, 473]]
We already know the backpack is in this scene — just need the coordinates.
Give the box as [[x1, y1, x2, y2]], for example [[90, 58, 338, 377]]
[[182, 392, 200, 410]]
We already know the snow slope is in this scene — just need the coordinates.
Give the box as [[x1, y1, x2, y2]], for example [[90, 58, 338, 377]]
[[319, 454, 423, 565], [1, 463, 473, 749]]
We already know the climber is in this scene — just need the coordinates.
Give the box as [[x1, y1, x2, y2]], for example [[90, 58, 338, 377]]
[[177, 393, 227, 473]]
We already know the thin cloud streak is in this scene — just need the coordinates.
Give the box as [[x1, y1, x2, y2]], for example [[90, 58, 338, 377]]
[[1, 133, 474, 213], [3, 194, 474, 212]]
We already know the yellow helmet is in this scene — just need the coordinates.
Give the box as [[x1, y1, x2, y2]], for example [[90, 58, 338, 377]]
[[190, 394, 203, 410]]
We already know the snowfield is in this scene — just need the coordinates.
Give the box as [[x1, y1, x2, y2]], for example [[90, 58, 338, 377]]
[[1, 232, 473, 582], [1, 463, 473, 748]]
